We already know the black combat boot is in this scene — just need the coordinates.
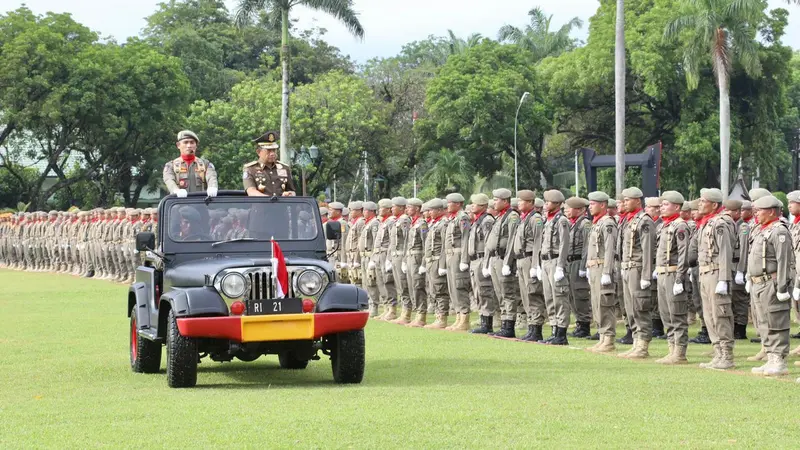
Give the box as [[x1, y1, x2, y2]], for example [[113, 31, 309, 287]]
[[539, 326, 557, 344], [520, 325, 536, 341], [470, 315, 493, 334], [616, 326, 633, 344], [652, 319, 666, 339], [546, 327, 569, 346], [493, 320, 516, 338], [689, 326, 711, 344], [733, 323, 748, 340], [790, 328, 800, 339], [588, 332, 600, 341], [532, 325, 544, 342], [571, 322, 591, 338]]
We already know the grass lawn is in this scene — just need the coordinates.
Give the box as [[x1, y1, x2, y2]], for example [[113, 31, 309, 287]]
[[1, 269, 799, 448]]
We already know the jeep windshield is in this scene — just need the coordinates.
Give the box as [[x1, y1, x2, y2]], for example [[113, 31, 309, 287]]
[[167, 200, 319, 243]]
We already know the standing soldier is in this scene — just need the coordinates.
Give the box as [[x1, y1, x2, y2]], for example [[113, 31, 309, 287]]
[[326, 202, 349, 281], [696, 188, 736, 370], [745, 188, 773, 360], [615, 197, 634, 345], [653, 192, 691, 364], [586, 192, 619, 353], [243, 131, 297, 197], [787, 191, 800, 358], [503, 190, 545, 341], [358, 202, 380, 317], [565, 196, 592, 338], [423, 199, 450, 329], [373, 199, 397, 321], [618, 187, 655, 359], [483, 189, 520, 338], [404, 198, 429, 327], [748, 195, 792, 376], [688, 200, 712, 344], [646, 197, 666, 339], [163, 130, 218, 197], [388, 197, 412, 324], [468, 194, 497, 334], [442, 193, 472, 331], [538, 190, 571, 345], [724, 200, 750, 340], [345, 202, 365, 288]]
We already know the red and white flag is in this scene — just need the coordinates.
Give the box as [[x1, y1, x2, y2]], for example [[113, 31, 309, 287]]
[[271, 238, 289, 298]]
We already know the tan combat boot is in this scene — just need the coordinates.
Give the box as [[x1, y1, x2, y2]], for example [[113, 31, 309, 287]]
[[383, 305, 398, 321], [746, 346, 767, 362], [407, 312, 426, 328], [670, 345, 689, 364], [699, 344, 721, 369], [617, 338, 638, 358], [454, 313, 472, 331], [752, 353, 773, 375], [789, 344, 800, 357], [763, 354, 789, 376], [710, 343, 735, 370], [626, 339, 650, 359], [392, 307, 411, 325], [655, 342, 675, 364], [369, 304, 380, 319], [591, 335, 616, 353], [424, 313, 447, 329], [445, 313, 462, 331]]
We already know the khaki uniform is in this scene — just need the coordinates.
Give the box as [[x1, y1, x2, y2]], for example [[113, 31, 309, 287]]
[[346, 217, 365, 286], [655, 218, 691, 346], [587, 214, 618, 337], [504, 211, 545, 326], [541, 212, 571, 328], [749, 220, 792, 357], [567, 216, 592, 325], [483, 208, 520, 320], [443, 210, 471, 314], [621, 210, 655, 342], [358, 217, 380, 314], [405, 216, 428, 313], [731, 217, 750, 327], [424, 216, 449, 314], [326, 217, 349, 279], [468, 213, 496, 318], [697, 213, 736, 355], [163, 157, 218, 194], [687, 220, 702, 320], [242, 160, 296, 196], [373, 215, 397, 309], [389, 214, 411, 310]]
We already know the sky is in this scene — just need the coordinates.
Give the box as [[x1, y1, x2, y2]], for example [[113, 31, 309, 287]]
[[4, 0, 799, 63]]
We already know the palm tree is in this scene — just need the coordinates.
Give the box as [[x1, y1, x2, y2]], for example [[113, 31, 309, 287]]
[[423, 30, 484, 66], [665, 0, 763, 199], [497, 7, 583, 62], [615, 0, 625, 197], [425, 149, 471, 194], [235, 0, 364, 162]]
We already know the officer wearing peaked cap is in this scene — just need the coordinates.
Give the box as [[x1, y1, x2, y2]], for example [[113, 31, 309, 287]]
[[243, 131, 297, 197], [163, 130, 219, 198]]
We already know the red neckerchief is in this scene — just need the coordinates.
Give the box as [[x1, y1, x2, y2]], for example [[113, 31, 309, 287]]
[[761, 218, 778, 230], [697, 207, 723, 228], [495, 206, 510, 218], [448, 211, 458, 220], [430, 214, 444, 224], [520, 210, 530, 220], [546, 210, 558, 221], [380, 214, 390, 223], [364, 216, 375, 225], [793, 216, 800, 225], [395, 212, 404, 219], [130, 219, 139, 224], [661, 214, 680, 226], [592, 212, 607, 224], [181, 154, 196, 164], [569, 216, 578, 225], [472, 212, 485, 224], [153, 218, 158, 223], [411, 215, 421, 226], [321, 217, 328, 224], [626, 209, 642, 223], [49, 219, 56, 223]]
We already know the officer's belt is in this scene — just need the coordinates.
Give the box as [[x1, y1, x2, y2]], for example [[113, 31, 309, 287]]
[[470, 252, 485, 261], [586, 259, 604, 268], [391, 251, 405, 257], [541, 252, 559, 261], [566, 255, 581, 263], [488, 250, 505, 258], [732, 258, 740, 263], [751, 273, 776, 284], [688, 261, 698, 268], [374, 248, 388, 254], [620, 261, 642, 270], [655, 265, 679, 274], [406, 250, 423, 256], [445, 248, 460, 256], [360, 251, 371, 258], [699, 263, 719, 274]]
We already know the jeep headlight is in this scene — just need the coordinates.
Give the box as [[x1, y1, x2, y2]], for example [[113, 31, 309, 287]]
[[220, 272, 247, 298], [296, 270, 323, 296]]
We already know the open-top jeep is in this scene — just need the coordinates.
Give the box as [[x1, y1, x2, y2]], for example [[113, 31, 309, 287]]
[[127, 192, 369, 388]]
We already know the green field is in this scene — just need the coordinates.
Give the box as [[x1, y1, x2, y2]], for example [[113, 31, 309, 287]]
[[1, 269, 799, 448]]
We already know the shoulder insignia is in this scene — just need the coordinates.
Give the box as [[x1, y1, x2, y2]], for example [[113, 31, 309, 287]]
[[244, 161, 258, 168], [276, 163, 284, 169], [779, 235, 786, 243]]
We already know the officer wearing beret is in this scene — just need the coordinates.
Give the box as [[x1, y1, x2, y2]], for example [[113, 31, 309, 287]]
[[722, 199, 750, 340], [645, 197, 667, 339], [358, 202, 381, 317], [424, 199, 451, 329], [388, 197, 412, 325], [373, 199, 398, 320], [243, 131, 297, 197], [586, 191, 619, 353], [163, 130, 219, 198], [467, 194, 497, 334], [404, 198, 430, 327], [482, 188, 521, 337], [345, 202, 365, 287], [327, 202, 349, 281], [538, 189, 572, 345], [787, 191, 800, 354], [442, 193, 472, 331], [564, 196, 593, 338], [744, 188, 772, 358]]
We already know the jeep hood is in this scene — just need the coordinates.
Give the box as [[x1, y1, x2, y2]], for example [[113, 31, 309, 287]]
[[165, 256, 332, 288]]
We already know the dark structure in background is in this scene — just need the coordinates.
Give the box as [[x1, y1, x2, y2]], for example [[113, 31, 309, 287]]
[[581, 143, 662, 197]]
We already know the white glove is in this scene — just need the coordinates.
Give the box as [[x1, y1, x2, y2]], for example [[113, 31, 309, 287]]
[[175, 189, 188, 198], [715, 281, 728, 295], [459, 263, 469, 272], [689, 272, 693, 283], [554, 267, 565, 282], [536, 266, 542, 280], [793, 287, 800, 301], [777, 291, 791, 301], [353, 262, 361, 268], [367, 260, 376, 270], [640, 280, 651, 290], [207, 187, 218, 197], [418, 266, 426, 275], [530, 267, 536, 279], [482, 267, 491, 278], [734, 272, 745, 285], [401, 262, 408, 274], [745, 279, 751, 293], [384, 260, 392, 273], [601, 274, 612, 286], [501, 265, 511, 277], [438, 268, 447, 276], [652, 270, 658, 280], [673, 283, 684, 295], [340, 262, 348, 269], [579, 270, 587, 278]]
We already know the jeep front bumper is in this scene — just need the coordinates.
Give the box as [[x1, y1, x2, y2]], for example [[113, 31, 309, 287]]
[[176, 312, 369, 342]]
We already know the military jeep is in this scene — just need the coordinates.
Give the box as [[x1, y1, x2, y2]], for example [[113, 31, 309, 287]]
[[127, 192, 368, 388]]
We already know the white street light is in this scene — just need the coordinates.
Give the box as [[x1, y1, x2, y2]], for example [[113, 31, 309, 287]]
[[514, 91, 531, 195]]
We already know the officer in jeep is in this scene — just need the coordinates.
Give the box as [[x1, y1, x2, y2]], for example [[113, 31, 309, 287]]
[[243, 131, 297, 197], [163, 130, 219, 198]]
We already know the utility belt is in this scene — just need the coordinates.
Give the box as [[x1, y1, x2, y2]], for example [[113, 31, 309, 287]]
[[699, 263, 719, 274], [470, 252, 485, 262], [732, 258, 740, 264], [392, 251, 405, 258], [586, 259, 604, 268], [406, 250, 423, 256], [655, 265, 678, 274], [445, 248, 460, 256], [751, 273, 776, 284], [489, 249, 506, 259], [541, 252, 559, 261], [688, 261, 698, 268], [567, 255, 581, 263], [620, 261, 642, 270]]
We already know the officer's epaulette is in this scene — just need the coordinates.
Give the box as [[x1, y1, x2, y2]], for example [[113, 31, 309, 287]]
[[243, 160, 258, 168]]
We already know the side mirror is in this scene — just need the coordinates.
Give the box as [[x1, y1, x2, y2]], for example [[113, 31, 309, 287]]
[[325, 221, 341, 240], [136, 232, 155, 252]]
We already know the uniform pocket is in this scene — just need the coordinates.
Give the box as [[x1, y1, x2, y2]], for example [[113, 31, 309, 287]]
[[672, 300, 688, 315], [600, 292, 617, 307], [634, 291, 651, 312], [456, 277, 470, 290]]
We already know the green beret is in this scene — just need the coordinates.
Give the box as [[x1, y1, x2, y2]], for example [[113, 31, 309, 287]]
[[700, 188, 723, 203], [328, 202, 345, 210], [587, 191, 609, 203], [543, 189, 565, 203], [378, 199, 393, 209], [565, 197, 588, 208], [363, 201, 378, 211], [517, 190, 535, 201], [427, 199, 445, 209], [608, 199, 617, 208], [753, 195, 782, 209], [445, 193, 465, 203], [723, 199, 742, 210], [534, 198, 544, 208], [660, 191, 684, 205], [391, 197, 408, 207], [621, 187, 644, 199], [408, 198, 423, 207], [470, 194, 489, 206], [177, 130, 199, 143], [645, 197, 661, 208], [349, 201, 363, 210], [748, 188, 771, 201], [492, 188, 512, 200]]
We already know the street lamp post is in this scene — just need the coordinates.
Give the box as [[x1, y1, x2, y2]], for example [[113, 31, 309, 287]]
[[514, 91, 531, 194]]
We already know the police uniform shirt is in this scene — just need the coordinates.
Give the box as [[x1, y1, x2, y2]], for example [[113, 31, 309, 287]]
[[243, 161, 297, 196], [163, 157, 218, 193]]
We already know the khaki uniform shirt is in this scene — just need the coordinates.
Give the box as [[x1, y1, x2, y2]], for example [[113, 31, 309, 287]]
[[697, 213, 735, 282], [622, 210, 655, 278], [483, 208, 520, 269], [504, 211, 543, 266], [405, 215, 428, 260], [242, 161, 296, 196], [163, 157, 217, 193], [587, 214, 618, 276], [541, 212, 570, 269], [568, 216, 591, 271], [749, 220, 792, 293], [655, 217, 690, 283], [468, 213, 494, 259], [424, 216, 448, 271], [443, 210, 470, 267]]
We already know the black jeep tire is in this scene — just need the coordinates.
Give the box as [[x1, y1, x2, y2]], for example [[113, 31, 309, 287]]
[[278, 351, 309, 369], [166, 309, 198, 388], [130, 306, 161, 373], [330, 330, 365, 384]]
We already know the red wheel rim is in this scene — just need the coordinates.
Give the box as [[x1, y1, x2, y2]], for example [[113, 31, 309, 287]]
[[131, 316, 138, 361]]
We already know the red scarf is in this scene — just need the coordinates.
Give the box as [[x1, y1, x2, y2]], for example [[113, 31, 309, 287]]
[[761, 218, 778, 230], [697, 207, 723, 228], [380, 214, 391, 223], [661, 214, 680, 226], [411, 215, 421, 226], [495, 206, 510, 218], [430, 214, 444, 224], [472, 212, 485, 224], [793, 216, 800, 225], [364, 216, 375, 225], [626, 209, 642, 223], [546, 210, 558, 221], [569, 216, 578, 225], [181, 153, 196, 164], [592, 212, 607, 224], [520, 210, 530, 220]]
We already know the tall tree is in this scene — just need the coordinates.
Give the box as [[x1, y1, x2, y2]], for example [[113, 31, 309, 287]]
[[497, 7, 583, 62], [666, 0, 764, 198], [234, 0, 364, 162]]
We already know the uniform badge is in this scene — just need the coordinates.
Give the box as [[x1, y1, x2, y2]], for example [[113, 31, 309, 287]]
[[243, 171, 250, 180], [677, 230, 685, 240], [606, 225, 614, 235], [277, 169, 288, 177], [179, 167, 187, 173], [779, 235, 786, 243]]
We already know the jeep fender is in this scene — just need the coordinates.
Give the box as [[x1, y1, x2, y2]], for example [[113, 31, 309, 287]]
[[128, 282, 152, 331], [316, 283, 369, 312], [160, 287, 228, 317]]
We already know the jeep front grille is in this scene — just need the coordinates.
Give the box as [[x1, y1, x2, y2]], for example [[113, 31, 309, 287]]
[[247, 269, 275, 300]]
